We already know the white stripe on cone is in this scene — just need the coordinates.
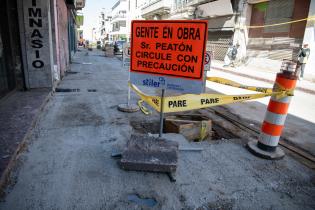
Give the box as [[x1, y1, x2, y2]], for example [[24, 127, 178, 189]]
[[264, 111, 287, 125], [270, 95, 292, 104], [259, 132, 280, 147]]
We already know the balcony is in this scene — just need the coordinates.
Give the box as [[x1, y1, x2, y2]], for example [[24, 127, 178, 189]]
[[76, 15, 84, 26], [112, 20, 127, 33], [141, 0, 171, 19], [75, 0, 86, 10], [111, 13, 126, 23], [111, 26, 127, 34], [186, 0, 218, 7], [194, 0, 233, 18]]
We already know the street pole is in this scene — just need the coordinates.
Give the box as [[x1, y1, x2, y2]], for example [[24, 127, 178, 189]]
[[127, 70, 131, 106], [117, 43, 139, 113], [159, 89, 165, 138]]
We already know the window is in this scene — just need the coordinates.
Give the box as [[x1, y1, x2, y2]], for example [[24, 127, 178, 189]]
[[264, 0, 294, 33]]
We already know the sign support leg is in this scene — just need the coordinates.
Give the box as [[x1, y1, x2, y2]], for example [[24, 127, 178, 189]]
[[203, 70, 207, 93], [117, 60, 139, 113], [127, 70, 131, 106], [127, 85, 131, 106], [159, 89, 165, 138]]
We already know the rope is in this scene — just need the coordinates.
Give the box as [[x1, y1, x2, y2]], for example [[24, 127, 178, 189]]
[[245, 15, 315, 29]]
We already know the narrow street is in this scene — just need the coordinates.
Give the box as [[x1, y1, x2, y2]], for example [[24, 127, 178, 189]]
[[0, 49, 314, 210]]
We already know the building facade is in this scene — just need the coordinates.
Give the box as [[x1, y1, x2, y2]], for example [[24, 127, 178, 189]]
[[303, 0, 315, 76], [245, 0, 311, 61], [100, 0, 314, 75], [99, 10, 113, 44], [140, 0, 314, 74], [141, 0, 172, 20], [139, 0, 237, 60], [0, 0, 24, 97], [0, 0, 85, 98], [110, 0, 128, 41]]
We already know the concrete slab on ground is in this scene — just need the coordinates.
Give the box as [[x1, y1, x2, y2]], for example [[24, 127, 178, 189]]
[[119, 134, 179, 173]]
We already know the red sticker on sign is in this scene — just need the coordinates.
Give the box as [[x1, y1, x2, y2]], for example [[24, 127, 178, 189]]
[[130, 20, 208, 80]]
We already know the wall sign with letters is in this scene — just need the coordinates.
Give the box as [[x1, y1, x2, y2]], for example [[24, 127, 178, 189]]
[[22, 0, 53, 88]]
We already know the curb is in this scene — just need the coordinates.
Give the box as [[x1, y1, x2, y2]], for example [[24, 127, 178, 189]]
[[211, 66, 315, 95], [0, 91, 53, 198]]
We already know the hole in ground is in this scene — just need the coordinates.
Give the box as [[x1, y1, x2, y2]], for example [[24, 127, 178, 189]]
[[130, 120, 160, 134], [55, 88, 80, 92], [130, 117, 236, 141], [66, 71, 78, 74], [127, 194, 157, 207], [87, 89, 97, 92]]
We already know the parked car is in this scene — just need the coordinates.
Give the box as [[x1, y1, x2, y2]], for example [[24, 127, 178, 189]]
[[114, 40, 126, 55]]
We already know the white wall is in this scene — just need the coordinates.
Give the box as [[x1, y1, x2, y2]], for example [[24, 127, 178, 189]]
[[110, 0, 128, 40], [233, 0, 251, 61], [112, 0, 127, 17], [198, 0, 233, 17], [126, 0, 145, 41], [303, 0, 315, 76], [18, 0, 54, 88]]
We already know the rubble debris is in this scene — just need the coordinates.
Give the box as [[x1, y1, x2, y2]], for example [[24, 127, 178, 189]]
[[118, 134, 178, 174], [164, 114, 213, 141]]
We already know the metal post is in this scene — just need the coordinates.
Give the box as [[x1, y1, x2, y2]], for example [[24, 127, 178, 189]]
[[159, 89, 165, 138], [117, 44, 139, 113], [127, 70, 131, 106], [203, 70, 207, 93]]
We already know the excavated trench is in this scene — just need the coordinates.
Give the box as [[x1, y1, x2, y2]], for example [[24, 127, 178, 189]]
[[129, 114, 237, 142]]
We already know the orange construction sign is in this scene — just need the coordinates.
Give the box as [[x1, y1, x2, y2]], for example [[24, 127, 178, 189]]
[[130, 20, 208, 80]]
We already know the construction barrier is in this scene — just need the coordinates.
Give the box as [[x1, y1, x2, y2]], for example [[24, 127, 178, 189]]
[[247, 69, 298, 159], [129, 76, 293, 113], [130, 61, 298, 159]]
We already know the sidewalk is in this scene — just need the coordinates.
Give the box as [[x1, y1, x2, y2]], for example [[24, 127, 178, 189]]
[[0, 89, 50, 191], [0, 49, 314, 209], [211, 60, 315, 95]]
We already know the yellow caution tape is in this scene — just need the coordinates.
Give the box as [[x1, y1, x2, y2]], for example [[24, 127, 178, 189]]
[[131, 83, 160, 111], [206, 77, 273, 93], [129, 83, 285, 113], [129, 74, 296, 113], [273, 83, 295, 98], [207, 76, 294, 97], [199, 121, 208, 141], [137, 100, 152, 115], [244, 15, 315, 29]]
